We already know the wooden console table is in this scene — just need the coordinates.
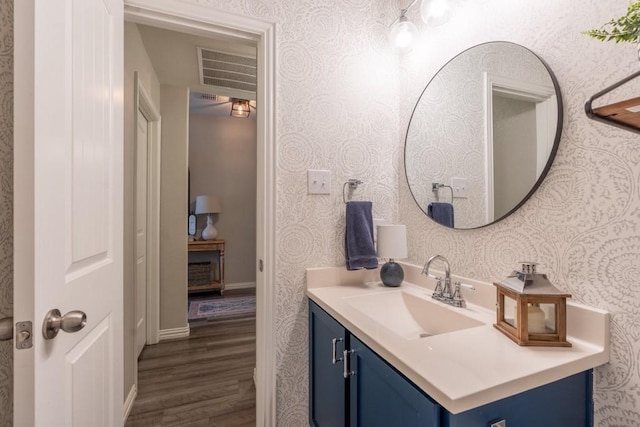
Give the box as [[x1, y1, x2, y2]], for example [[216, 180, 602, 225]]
[[188, 239, 225, 294]]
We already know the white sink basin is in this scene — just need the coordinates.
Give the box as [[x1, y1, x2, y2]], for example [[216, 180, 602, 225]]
[[344, 289, 486, 340]]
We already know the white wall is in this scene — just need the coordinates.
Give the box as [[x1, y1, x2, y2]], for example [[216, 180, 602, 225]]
[[159, 85, 189, 330], [189, 113, 257, 286], [399, 1, 640, 425], [123, 22, 161, 404]]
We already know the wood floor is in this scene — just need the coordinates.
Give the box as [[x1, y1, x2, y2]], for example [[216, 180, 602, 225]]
[[125, 291, 256, 426]]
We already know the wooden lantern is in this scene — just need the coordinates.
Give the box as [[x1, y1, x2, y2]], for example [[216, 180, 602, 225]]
[[494, 262, 571, 347]]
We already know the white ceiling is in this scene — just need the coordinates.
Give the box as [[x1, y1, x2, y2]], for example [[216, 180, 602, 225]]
[[136, 24, 257, 116]]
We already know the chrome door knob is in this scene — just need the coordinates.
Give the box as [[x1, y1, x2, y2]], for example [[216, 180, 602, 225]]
[[42, 309, 87, 339]]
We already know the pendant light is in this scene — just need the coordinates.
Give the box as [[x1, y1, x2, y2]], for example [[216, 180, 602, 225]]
[[230, 99, 251, 118]]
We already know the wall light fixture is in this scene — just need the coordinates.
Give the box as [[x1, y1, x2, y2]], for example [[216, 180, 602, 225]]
[[389, 0, 454, 53]]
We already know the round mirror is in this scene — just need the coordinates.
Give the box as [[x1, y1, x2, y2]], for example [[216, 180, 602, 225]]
[[404, 41, 562, 229]]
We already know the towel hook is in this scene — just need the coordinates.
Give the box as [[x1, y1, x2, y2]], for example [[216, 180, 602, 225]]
[[432, 182, 453, 203], [343, 179, 363, 204]]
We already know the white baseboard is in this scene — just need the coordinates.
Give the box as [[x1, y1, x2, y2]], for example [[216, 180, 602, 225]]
[[159, 325, 190, 341], [226, 281, 256, 290], [123, 384, 137, 423]]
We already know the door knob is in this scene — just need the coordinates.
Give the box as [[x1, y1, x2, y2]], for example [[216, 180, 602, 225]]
[[0, 316, 13, 341], [42, 309, 87, 339]]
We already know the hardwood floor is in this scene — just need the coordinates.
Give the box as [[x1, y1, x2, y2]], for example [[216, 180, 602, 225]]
[[126, 290, 256, 426]]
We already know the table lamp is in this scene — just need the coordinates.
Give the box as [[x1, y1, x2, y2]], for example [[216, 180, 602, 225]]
[[376, 224, 408, 287], [195, 195, 222, 240]]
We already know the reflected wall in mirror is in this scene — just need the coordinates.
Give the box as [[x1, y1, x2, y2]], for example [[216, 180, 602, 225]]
[[404, 41, 562, 229]]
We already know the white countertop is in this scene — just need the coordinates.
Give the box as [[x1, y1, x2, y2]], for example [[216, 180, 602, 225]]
[[306, 263, 610, 414]]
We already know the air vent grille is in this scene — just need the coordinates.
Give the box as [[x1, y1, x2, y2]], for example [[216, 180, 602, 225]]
[[199, 93, 219, 101], [198, 47, 257, 93]]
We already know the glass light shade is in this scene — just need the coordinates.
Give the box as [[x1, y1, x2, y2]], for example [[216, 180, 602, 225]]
[[420, 0, 452, 27], [376, 225, 408, 259], [195, 195, 222, 214], [389, 16, 418, 54], [230, 99, 251, 118]]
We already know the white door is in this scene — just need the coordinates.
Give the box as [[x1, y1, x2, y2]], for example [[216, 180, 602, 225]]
[[13, 0, 124, 425], [135, 110, 148, 357]]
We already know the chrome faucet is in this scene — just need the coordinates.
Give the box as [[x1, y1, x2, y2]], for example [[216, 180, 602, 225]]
[[422, 254, 473, 308]]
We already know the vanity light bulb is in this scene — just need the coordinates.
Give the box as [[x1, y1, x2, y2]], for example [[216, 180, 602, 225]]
[[389, 17, 418, 54], [421, 0, 452, 27]]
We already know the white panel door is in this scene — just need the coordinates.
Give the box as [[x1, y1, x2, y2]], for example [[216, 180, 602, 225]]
[[13, 0, 124, 425], [135, 109, 148, 357]]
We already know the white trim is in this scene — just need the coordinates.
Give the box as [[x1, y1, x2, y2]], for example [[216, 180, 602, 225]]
[[124, 2, 277, 426], [159, 325, 191, 341], [123, 384, 138, 424], [134, 74, 162, 346], [226, 281, 256, 290]]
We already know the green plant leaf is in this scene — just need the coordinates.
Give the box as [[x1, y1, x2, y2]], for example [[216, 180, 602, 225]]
[[583, 1, 640, 43]]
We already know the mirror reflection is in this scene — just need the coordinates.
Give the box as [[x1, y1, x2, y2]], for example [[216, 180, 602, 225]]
[[404, 41, 562, 229]]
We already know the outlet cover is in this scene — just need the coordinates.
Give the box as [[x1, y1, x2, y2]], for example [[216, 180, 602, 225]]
[[308, 169, 331, 195], [451, 177, 468, 198]]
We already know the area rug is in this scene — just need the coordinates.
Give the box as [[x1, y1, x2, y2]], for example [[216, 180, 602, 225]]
[[188, 295, 256, 320]]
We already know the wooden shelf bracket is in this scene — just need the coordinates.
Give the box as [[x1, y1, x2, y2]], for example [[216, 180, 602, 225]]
[[585, 70, 640, 135]]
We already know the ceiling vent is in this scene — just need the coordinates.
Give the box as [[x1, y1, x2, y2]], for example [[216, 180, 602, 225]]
[[198, 93, 219, 101], [197, 47, 257, 94]]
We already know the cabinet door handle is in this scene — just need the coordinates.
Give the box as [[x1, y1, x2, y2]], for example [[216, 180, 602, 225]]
[[343, 349, 355, 378], [331, 338, 343, 364]]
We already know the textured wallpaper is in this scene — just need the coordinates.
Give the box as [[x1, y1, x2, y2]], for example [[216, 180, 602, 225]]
[[399, 1, 640, 425], [0, 0, 11, 424]]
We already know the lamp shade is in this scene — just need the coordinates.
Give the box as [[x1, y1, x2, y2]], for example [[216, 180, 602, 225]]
[[195, 195, 222, 214], [376, 225, 408, 259]]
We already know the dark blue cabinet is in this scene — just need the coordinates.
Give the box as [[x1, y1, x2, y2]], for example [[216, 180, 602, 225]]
[[309, 300, 593, 427], [309, 300, 347, 426], [444, 370, 593, 427], [349, 335, 440, 427], [310, 301, 438, 427]]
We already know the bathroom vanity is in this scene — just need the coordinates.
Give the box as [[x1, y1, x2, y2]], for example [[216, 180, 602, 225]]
[[307, 265, 609, 427]]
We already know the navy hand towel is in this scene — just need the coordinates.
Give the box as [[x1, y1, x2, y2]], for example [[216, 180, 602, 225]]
[[427, 202, 455, 228], [345, 201, 378, 270]]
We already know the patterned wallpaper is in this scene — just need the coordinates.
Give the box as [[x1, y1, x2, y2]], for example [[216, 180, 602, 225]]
[[0, 0, 11, 424], [399, 1, 640, 425]]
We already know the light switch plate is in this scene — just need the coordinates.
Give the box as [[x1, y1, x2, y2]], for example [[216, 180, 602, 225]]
[[308, 169, 331, 195], [451, 177, 468, 198]]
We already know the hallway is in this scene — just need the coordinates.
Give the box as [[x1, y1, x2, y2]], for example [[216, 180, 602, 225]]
[[125, 302, 256, 426]]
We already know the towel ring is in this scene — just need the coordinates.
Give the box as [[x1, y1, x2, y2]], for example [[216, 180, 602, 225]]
[[432, 182, 453, 203], [343, 179, 363, 204]]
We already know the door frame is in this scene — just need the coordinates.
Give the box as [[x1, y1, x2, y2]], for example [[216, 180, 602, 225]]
[[124, 1, 277, 425], [134, 73, 161, 347], [483, 72, 555, 223]]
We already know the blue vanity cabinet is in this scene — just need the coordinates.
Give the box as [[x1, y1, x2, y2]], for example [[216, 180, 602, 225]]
[[348, 335, 441, 427], [309, 300, 348, 426], [309, 300, 592, 427], [310, 301, 440, 427], [443, 370, 593, 427]]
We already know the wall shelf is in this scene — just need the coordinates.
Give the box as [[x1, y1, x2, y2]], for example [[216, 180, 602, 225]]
[[585, 70, 640, 135]]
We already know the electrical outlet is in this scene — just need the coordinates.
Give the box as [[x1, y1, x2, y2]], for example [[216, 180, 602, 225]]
[[451, 177, 468, 198], [308, 169, 331, 195]]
